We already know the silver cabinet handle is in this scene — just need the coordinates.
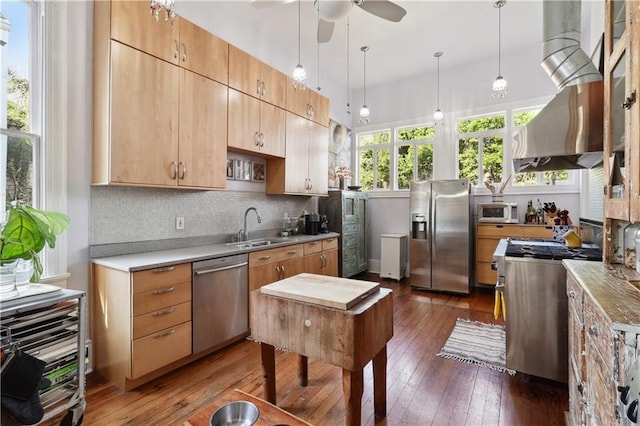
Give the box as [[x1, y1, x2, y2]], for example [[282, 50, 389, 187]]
[[152, 286, 176, 295], [280, 265, 285, 279], [181, 43, 187, 62], [309, 242, 317, 246], [194, 262, 248, 275], [568, 290, 576, 299], [259, 133, 264, 147], [588, 324, 598, 337], [153, 266, 176, 273], [622, 90, 636, 110], [179, 161, 186, 180], [152, 307, 176, 317], [261, 81, 266, 97], [307, 178, 312, 190], [170, 161, 178, 180], [259, 255, 272, 260], [256, 79, 261, 96], [287, 250, 298, 255], [255, 132, 260, 146], [153, 328, 176, 338], [174, 39, 179, 59]]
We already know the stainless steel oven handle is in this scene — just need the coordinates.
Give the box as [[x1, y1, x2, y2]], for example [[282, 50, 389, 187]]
[[194, 262, 248, 276]]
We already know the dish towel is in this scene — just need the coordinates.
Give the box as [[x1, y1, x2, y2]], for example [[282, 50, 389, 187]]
[[494, 287, 506, 320]]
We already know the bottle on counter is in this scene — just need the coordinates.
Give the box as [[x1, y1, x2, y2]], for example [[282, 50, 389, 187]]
[[624, 223, 640, 268], [536, 199, 544, 224], [526, 200, 536, 224]]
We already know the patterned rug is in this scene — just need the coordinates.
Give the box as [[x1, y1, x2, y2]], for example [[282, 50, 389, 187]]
[[437, 318, 516, 375]]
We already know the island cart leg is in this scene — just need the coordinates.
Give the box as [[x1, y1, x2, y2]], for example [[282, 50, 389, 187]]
[[342, 368, 364, 426], [372, 345, 388, 417], [260, 343, 276, 404], [297, 354, 308, 386]]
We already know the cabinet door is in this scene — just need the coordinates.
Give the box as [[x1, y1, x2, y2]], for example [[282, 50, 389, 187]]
[[284, 112, 310, 194], [249, 264, 280, 293], [628, 3, 640, 222], [259, 102, 286, 158], [110, 0, 178, 65], [307, 121, 329, 195], [304, 252, 324, 275], [228, 89, 261, 152], [308, 90, 329, 126], [323, 249, 339, 277], [110, 41, 179, 186], [260, 63, 287, 108], [228, 45, 262, 98], [282, 257, 305, 279], [286, 79, 310, 118], [178, 17, 228, 84], [178, 70, 227, 189], [355, 194, 368, 272]]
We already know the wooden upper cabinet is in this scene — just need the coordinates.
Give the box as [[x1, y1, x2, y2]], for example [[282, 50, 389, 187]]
[[178, 70, 228, 189], [285, 79, 329, 126], [228, 45, 286, 108], [177, 18, 229, 84], [108, 2, 228, 83], [265, 112, 327, 196], [109, 0, 179, 65], [228, 89, 285, 157], [106, 41, 179, 186]]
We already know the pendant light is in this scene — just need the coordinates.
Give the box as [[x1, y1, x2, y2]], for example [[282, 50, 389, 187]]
[[433, 51, 444, 121], [346, 18, 351, 115], [359, 46, 370, 124], [292, 0, 306, 89], [491, 0, 507, 99], [316, 1, 321, 91]]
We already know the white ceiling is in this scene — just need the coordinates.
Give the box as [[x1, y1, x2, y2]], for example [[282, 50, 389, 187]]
[[177, 0, 548, 91]]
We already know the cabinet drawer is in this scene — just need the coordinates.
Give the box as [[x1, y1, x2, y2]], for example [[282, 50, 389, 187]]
[[522, 225, 553, 239], [303, 241, 323, 255], [133, 281, 191, 316], [477, 261, 497, 285], [133, 301, 191, 339], [477, 224, 520, 237], [249, 244, 303, 266], [584, 300, 616, 371], [133, 263, 191, 294], [131, 321, 192, 379], [322, 237, 338, 251]]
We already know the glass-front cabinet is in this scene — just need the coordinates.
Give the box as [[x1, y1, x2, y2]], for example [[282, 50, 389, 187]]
[[603, 0, 639, 261]]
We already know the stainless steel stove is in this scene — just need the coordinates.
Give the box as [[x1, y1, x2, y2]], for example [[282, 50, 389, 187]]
[[492, 237, 602, 383]]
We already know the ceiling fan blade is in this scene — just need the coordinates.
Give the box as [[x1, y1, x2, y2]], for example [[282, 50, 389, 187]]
[[250, 0, 294, 9], [356, 0, 407, 22], [318, 18, 335, 43]]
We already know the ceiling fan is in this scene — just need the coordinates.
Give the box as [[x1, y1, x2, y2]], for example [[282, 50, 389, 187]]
[[250, 0, 407, 43]]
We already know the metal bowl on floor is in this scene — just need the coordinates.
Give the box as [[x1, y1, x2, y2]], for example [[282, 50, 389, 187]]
[[209, 401, 259, 426]]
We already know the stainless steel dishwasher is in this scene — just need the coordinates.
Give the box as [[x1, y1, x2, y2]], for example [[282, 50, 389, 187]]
[[192, 253, 248, 354]]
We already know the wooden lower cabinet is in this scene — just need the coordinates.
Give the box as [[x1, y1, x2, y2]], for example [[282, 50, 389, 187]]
[[248, 244, 305, 292], [476, 224, 554, 285], [566, 268, 640, 426], [92, 263, 192, 391], [303, 237, 339, 277]]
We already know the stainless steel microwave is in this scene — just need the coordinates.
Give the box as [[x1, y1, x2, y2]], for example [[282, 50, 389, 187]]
[[478, 202, 519, 223]]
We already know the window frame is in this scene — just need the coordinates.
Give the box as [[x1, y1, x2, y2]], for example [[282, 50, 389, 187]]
[[396, 123, 435, 189], [356, 128, 393, 191]]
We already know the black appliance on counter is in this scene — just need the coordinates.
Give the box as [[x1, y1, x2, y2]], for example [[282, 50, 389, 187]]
[[492, 237, 603, 383], [304, 213, 320, 235]]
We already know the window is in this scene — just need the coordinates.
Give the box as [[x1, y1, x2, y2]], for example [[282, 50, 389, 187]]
[[512, 108, 570, 186], [457, 114, 505, 186], [2, 1, 40, 218], [397, 124, 434, 189], [357, 130, 391, 190], [2, 1, 68, 282]]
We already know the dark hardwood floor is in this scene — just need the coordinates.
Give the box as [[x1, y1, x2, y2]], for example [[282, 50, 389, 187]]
[[43, 273, 568, 425]]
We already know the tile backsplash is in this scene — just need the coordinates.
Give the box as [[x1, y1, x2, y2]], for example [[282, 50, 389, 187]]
[[90, 186, 315, 248]]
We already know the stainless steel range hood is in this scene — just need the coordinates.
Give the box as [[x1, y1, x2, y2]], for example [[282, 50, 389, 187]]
[[513, 0, 603, 173]]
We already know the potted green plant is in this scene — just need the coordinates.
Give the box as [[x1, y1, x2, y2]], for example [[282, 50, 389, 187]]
[[0, 204, 70, 283]]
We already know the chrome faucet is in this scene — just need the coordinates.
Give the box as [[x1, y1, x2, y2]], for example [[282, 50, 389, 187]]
[[239, 207, 262, 241]]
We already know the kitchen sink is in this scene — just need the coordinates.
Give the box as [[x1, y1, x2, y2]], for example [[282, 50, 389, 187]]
[[226, 238, 291, 249]]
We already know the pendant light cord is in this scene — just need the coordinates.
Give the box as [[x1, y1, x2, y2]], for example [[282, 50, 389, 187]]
[[297, 0, 301, 64], [498, 4, 502, 76], [347, 18, 350, 113], [437, 55, 440, 109], [363, 48, 367, 105], [316, 2, 320, 90]]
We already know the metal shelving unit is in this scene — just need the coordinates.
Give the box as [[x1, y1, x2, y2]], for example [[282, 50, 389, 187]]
[[1, 289, 87, 425]]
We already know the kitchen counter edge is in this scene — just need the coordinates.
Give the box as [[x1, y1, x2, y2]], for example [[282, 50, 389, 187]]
[[563, 260, 640, 333], [91, 233, 341, 272]]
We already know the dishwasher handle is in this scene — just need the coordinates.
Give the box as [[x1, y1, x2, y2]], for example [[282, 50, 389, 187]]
[[194, 261, 248, 276]]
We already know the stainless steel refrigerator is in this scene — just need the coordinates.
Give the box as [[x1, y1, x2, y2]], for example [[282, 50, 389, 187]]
[[409, 179, 471, 294]]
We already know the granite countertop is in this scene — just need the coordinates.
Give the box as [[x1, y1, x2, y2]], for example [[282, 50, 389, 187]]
[[563, 260, 640, 333], [91, 232, 340, 272]]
